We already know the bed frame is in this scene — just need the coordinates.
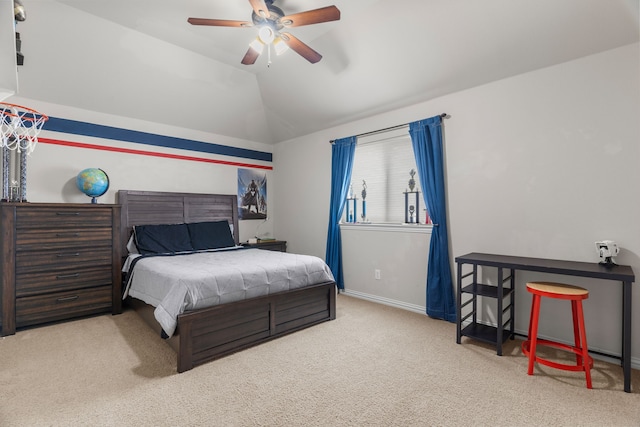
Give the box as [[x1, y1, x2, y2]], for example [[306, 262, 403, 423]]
[[117, 190, 336, 373]]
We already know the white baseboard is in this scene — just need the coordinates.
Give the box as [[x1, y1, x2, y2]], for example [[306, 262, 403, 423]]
[[341, 289, 426, 314]]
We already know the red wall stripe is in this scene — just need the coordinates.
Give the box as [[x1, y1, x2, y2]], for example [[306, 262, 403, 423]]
[[38, 137, 273, 170]]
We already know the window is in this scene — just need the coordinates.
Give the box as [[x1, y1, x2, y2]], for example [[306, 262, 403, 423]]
[[346, 128, 427, 224]]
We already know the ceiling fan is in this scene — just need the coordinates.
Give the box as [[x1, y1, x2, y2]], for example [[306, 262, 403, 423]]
[[188, 0, 340, 65]]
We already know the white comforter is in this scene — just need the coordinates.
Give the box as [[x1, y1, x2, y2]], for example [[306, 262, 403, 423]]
[[124, 248, 335, 338]]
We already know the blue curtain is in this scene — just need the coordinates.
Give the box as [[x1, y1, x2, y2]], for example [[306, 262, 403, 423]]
[[409, 116, 456, 322], [325, 136, 357, 290]]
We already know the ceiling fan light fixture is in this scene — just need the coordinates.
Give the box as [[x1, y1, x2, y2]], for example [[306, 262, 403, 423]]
[[273, 37, 289, 55], [258, 26, 275, 44], [249, 38, 265, 54]]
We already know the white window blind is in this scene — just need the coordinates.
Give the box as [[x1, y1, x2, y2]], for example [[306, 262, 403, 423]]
[[347, 129, 427, 224]]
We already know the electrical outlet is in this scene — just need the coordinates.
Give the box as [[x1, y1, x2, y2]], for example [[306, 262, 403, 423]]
[[374, 269, 381, 280]]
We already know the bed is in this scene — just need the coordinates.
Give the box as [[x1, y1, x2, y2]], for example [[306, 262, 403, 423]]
[[117, 190, 336, 373]]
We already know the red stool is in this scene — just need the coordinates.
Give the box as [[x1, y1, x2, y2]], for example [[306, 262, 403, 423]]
[[521, 281, 593, 389]]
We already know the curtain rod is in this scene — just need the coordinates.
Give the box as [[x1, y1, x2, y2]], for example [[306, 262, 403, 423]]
[[330, 113, 448, 144]]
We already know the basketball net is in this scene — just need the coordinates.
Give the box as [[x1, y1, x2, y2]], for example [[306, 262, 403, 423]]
[[0, 102, 49, 155]]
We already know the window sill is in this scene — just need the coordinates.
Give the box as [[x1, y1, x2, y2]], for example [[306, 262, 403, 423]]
[[340, 222, 433, 234]]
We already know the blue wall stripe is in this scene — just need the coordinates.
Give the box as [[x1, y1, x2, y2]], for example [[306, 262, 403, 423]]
[[44, 117, 272, 163]]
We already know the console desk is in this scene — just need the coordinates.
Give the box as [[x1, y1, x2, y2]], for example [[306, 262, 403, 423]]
[[455, 252, 635, 392]]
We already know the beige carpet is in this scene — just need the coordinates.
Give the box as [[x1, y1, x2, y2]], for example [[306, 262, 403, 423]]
[[1, 295, 639, 426]]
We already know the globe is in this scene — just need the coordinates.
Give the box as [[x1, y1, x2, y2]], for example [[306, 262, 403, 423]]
[[76, 168, 109, 203]]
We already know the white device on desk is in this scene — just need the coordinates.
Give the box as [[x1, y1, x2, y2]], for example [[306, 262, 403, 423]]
[[595, 240, 619, 267]]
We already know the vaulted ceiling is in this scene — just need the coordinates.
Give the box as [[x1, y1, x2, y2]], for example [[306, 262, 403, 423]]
[[14, 0, 640, 144]]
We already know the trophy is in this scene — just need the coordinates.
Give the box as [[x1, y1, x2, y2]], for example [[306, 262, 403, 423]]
[[404, 169, 420, 224], [408, 169, 416, 191], [346, 183, 357, 223], [361, 180, 368, 222]]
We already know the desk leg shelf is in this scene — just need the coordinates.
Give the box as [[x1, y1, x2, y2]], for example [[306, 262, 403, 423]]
[[460, 323, 513, 346], [456, 262, 515, 356]]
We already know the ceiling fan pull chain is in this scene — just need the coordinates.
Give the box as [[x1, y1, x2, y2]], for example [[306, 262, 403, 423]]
[[267, 43, 272, 68]]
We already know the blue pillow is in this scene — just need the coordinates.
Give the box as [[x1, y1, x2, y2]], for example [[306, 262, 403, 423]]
[[187, 221, 236, 250], [134, 223, 194, 255]]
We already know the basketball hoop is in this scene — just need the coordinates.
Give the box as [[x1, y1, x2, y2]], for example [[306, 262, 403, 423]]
[[0, 102, 48, 154], [1, 102, 48, 202]]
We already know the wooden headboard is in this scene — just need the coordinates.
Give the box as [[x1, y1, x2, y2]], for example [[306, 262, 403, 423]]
[[116, 190, 239, 257]]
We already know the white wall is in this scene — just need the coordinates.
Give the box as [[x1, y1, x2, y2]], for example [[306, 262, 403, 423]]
[[4, 96, 275, 243], [342, 225, 431, 312], [0, 0, 18, 100], [274, 43, 640, 365]]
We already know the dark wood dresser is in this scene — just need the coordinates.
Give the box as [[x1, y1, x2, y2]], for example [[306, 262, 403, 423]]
[[0, 203, 121, 336]]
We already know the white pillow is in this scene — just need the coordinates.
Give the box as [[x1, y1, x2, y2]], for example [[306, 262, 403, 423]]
[[126, 234, 139, 254]]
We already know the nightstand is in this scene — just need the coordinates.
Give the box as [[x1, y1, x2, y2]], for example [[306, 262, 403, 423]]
[[242, 239, 287, 252]]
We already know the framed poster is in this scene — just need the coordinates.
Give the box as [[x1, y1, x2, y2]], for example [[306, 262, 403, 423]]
[[237, 168, 267, 220]]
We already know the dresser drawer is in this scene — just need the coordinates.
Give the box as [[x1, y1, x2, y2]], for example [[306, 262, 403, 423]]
[[16, 228, 113, 251], [16, 285, 112, 328], [16, 267, 113, 297], [16, 207, 113, 229], [16, 247, 113, 274]]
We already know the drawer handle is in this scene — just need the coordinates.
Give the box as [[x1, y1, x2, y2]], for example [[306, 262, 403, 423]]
[[55, 212, 80, 216], [56, 273, 80, 279], [56, 233, 81, 237], [56, 295, 79, 303], [56, 253, 81, 257]]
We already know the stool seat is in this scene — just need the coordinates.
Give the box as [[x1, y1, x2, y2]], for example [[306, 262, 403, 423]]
[[522, 281, 593, 389], [526, 281, 589, 299]]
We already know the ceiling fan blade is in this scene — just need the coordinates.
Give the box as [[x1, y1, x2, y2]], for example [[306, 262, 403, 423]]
[[241, 46, 261, 65], [188, 18, 252, 27], [280, 33, 322, 64], [280, 6, 340, 27], [249, 0, 271, 19]]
